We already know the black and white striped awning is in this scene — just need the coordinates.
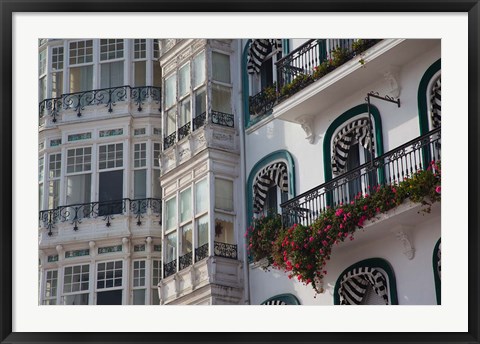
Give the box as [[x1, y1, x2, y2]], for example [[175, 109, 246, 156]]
[[331, 118, 374, 174], [253, 162, 289, 213], [247, 39, 283, 75], [262, 299, 287, 305], [430, 75, 441, 128], [338, 266, 389, 305]]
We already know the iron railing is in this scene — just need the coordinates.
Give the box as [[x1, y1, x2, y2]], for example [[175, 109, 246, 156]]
[[248, 39, 380, 119], [195, 243, 209, 262], [214, 241, 238, 260], [179, 252, 193, 270], [178, 122, 191, 141], [39, 198, 162, 236], [211, 110, 235, 128], [163, 260, 176, 278], [163, 132, 176, 150], [193, 112, 207, 131], [39, 85, 161, 122], [281, 128, 441, 228]]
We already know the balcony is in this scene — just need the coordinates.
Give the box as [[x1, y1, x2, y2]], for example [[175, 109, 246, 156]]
[[248, 39, 380, 124], [281, 128, 441, 227], [39, 85, 161, 124], [39, 198, 162, 237], [163, 111, 235, 151]]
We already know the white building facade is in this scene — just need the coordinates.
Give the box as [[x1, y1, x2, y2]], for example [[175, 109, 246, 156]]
[[38, 38, 441, 306]]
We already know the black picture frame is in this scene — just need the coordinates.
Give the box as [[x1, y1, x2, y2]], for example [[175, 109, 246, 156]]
[[1, 1, 478, 343]]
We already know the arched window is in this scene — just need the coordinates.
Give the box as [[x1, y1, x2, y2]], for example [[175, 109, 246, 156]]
[[247, 150, 296, 223], [334, 258, 398, 305], [253, 162, 289, 215], [261, 293, 300, 305], [417, 59, 441, 136], [433, 238, 441, 305]]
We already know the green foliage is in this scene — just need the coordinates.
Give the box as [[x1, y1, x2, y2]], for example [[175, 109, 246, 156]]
[[247, 160, 441, 294]]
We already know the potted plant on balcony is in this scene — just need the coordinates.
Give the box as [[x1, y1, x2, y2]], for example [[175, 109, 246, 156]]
[[279, 73, 314, 99]]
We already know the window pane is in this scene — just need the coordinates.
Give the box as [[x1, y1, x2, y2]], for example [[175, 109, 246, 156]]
[[195, 179, 208, 214], [64, 293, 89, 305], [181, 224, 193, 255], [212, 52, 231, 83], [178, 63, 190, 97], [48, 180, 60, 209], [212, 84, 232, 114], [214, 219, 234, 244], [197, 215, 209, 247], [194, 88, 206, 117], [166, 232, 177, 263], [70, 65, 93, 93], [100, 61, 124, 88], [134, 61, 146, 86], [165, 74, 176, 108], [51, 71, 63, 98], [180, 188, 192, 223], [193, 51, 206, 88], [166, 107, 176, 135], [99, 171, 123, 215], [165, 197, 177, 230], [133, 289, 146, 305], [215, 178, 233, 211], [151, 289, 160, 305], [179, 97, 191, 127], [66, 174, 91, 205], [134, 170, 147, 199]]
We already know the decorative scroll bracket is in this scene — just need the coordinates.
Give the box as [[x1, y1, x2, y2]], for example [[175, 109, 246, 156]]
[[295, 114, 315, 144], [392, 225, 415, 260]]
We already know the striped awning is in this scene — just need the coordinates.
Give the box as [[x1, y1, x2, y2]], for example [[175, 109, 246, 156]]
[[331, 118, 374, 174], [262, 299, 287, 305], [253, 162, 289, 213], [338, 266, 389, 305], [247, 39, 283, 74], [430, 75, 441, 128]]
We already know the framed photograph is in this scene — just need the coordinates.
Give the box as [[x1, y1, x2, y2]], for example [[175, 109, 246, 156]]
[[1, 2, 479, 343]]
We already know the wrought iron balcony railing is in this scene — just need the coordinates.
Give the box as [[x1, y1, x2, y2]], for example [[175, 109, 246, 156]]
[[163, 260, 177, 278], [195, 243, 209, 262], [193, 112, 207, 131], [211, 110, 235, 128], [214, 241, 238, 260], [179, 251, 193, 270], [248, 39, 380, 119], [281, 127, 441, 228], [39, 198, 162, 236], [162, 111, 235, 150], [39, 85, 161, 123]]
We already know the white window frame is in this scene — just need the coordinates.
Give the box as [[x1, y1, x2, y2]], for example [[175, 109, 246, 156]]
[[95, 259, 124, 291], [62, 263, 90, 305]]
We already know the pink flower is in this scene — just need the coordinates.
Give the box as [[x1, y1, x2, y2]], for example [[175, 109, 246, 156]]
[[436, 186, 441, 194], [322, 240, 329, 247], [335, 208, 344, 216], [295, 263, 300, 269], [309, 236, 314, 242], [363, 205, 368, 211]]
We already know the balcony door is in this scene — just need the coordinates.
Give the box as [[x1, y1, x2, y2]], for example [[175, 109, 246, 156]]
[[344, 142, 376, 203], [99, 170, 123, 216]]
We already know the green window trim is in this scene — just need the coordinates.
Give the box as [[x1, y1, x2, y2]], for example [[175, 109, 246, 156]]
[[432, 238, 441, 305], [323, 103, 384, 183], [417, 59, 441, 168], [261, 293, 300, 305], [417, 59, 441, 136], [333, 257, 398, 305], [246, 150, 295, 226]]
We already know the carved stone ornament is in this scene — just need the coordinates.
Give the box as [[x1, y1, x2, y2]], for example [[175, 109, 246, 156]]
[[395, 230, 415, 260], [296, 115, 315, 144], [383, 66, 401, 98]]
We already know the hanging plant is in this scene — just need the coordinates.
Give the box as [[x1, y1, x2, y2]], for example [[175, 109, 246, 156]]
[[247, 161, 441, 294]]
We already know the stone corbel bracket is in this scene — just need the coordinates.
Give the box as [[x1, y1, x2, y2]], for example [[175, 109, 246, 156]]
[[393, 226, 415, 260], [295, 115, 315, 144], [382, 66, 401, 99]]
